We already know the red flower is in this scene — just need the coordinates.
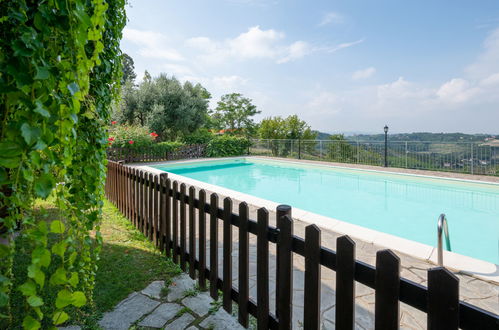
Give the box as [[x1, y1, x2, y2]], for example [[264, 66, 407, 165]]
[[150, 132, 158, 138], [111, 121, 117, 125], [108, 137, 115, 142], [128, 140, 134, 144]]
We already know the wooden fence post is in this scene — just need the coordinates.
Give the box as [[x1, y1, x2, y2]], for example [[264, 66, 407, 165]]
[[277, 214, 293, 330], [257, 208, 270, 330], [223, 197, 233, 313], [427, 267, 459, 330], [238, 202, 249, 327], [180, 183, 187, 271], [165, 178, 172, 257], [198, 189, 207, 289], [276, 204, 292, 322], [336, 235, 356, 329], [159, 173, 168, 252], [209, 193, 219, 300], [188, 186, 196, 279], [172, 181, 179, 263], [153, 174, 159, 246], [304, 224, 321, 330], [375, 249, 400, 330]]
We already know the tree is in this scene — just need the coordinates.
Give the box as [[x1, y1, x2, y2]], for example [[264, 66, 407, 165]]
[[139, 75, 211, 140], [115, 73, 210, 139], [122, 53, 137, 84], [327, 134, 356, 162], [211, 93, 261, 135], [258, 115, 317, 156]]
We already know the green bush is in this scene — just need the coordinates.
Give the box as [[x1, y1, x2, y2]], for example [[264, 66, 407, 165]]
[[206, 135, 251, 157], [108, 125, 156, 148], [182, 129, 214, 145], [150, 141, 184, 153]]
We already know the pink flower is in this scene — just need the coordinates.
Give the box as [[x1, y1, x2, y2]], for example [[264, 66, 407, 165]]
[[128, 140, 134, 144]]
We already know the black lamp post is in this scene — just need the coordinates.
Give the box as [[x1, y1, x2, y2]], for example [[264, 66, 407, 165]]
[[384, 125, 389, 167]]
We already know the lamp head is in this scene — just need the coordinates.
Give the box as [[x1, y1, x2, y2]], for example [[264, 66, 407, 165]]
[[384, 125, 389, 134]]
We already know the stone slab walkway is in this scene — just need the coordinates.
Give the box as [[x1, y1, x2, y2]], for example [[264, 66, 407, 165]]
[[97, 274, 244, 330], [168, 183, 498, 329]]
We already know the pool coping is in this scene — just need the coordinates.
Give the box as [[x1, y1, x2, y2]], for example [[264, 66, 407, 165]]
[[131, 156, 499, 284]]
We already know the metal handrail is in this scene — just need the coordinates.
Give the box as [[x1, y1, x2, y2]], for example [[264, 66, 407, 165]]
[[437, 214, 452, 266]]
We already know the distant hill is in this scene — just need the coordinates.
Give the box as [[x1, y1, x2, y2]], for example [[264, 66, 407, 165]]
[[314, 131, 332, 140], [311, 132, 497, 142], [345, 132, 496, 142]]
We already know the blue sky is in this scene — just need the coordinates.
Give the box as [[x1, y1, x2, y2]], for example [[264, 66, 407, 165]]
[[121, 0, 499, 134]]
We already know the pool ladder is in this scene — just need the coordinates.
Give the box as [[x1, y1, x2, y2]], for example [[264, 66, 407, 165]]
[[437, 214, 452, 266]]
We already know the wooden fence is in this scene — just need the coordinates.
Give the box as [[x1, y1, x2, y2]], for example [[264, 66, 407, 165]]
[[104, 160, 498, 329], [106, 144, 205, 163]]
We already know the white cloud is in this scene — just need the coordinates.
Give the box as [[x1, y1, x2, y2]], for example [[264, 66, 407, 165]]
[[187, 26, 294, 63], [229, 26, 285, 59], [465, 28, 499, 79], [306, 91, 342, 115], [124, 28, 184, 61], [352, 67, 376, 80], [319, 12, 344, 26], [212, 75, 248, 90], [480, 72, 499, 86], [277, 41, 311, 63], [161, 63, 193, 76], [187, 26, 362, 64], [326, 39, 364, 53], [436, 78, 480, 103]]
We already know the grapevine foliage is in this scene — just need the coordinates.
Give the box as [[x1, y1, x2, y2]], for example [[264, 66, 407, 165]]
[[0, 0, 126, 328]]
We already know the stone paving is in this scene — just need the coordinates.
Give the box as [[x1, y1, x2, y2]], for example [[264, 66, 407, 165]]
[[185, 185, 499, 329], [97, 274, 244, 330]]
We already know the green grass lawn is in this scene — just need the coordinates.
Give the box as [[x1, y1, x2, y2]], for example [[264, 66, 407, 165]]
[[8, 199, 180, 329]]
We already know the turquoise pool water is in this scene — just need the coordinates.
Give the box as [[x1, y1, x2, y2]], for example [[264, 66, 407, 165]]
[[154, 158, 499, 264]]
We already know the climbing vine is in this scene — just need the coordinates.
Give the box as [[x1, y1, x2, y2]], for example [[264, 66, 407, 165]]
[[0, 0, 126, 328]]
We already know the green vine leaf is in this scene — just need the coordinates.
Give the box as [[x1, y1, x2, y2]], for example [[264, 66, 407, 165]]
[[27, 296, 43, 307], [0, 142, 22, 157], [52, 311, 69, 325], [68, 272, 79, 288], [34, 174, 55, 198], [27, 265, 45, 288], [33, 101, 50, 118], [18, 281, 37, 296], [22, 315, 41, 330], [71, 291, 86, 307], [50, 221, 65, 234], [55, 290, 73, 309], [34, 67, 49, 80], [20, 123, 42, 145], [49, 268, 67, 286], [51, 241, 67, 259], [31, 247, 51, 268], [0, 292, 8, 307], [67, 82, 79, 96]]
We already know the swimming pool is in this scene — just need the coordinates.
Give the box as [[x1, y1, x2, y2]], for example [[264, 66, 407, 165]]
[[153, 157, 499, 265]]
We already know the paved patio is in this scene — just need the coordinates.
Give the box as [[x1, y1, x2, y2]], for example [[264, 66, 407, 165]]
[[62, 274, 245, 330], [189, 186, 498, 329]]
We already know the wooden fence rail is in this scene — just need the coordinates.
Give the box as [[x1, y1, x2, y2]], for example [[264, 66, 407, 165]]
[[105, 160, 498, 330], [106, 144, 206, 163]]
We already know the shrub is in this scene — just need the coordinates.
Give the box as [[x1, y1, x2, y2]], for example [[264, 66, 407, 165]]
[[182, 128, 215, 145], [150, 141, 185, 153], [206, 135, 251, 157], [108, 124, 157, 148]]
